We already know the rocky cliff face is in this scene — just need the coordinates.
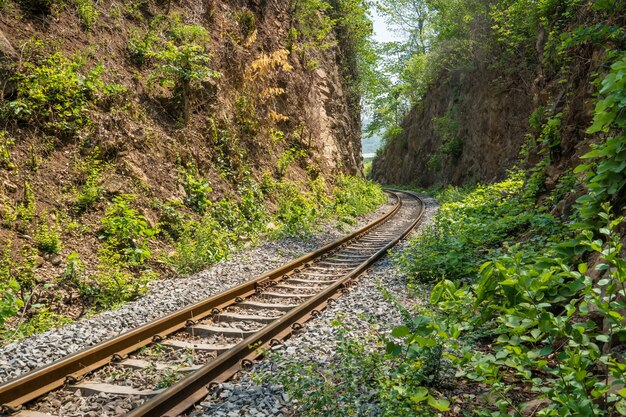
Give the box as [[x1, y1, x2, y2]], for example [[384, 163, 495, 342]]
[[371, 4, 623, 192], [372, 67, 533, 186], [0, 0, 362, 199], [0, 0, 362, 296]]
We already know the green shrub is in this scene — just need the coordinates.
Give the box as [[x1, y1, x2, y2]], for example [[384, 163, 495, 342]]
[[13, 181, 36, 233], [82, 246, 153, 308], [180, 166, 212, 214], [235, 8, 256, 38], [156, 199, 188, 240], [237, 182, 268, 233], [0, 244, 37, 332], [10, 308, 74, 341], [146, 20, 221, 121], [129, 27, 159, 66], [393, 173, 567, 284], [61, 252, 85, 290], [276, 148, 307, 177], [74, 0, 98, 30], [124, 0, 147, 20], [211, 198, 244, 232], [100, 194, 158, 266], [433, 110, 462, 159], [575, 52, 626, 224], [75, 170, 103, 212], [260, 320, 448, 416], [267, 175, 385, 237], [2, 49, 124, 136], [386, 170, 625, 415], [73, 152, 105, 213], [0, 245, 24, 331], [290, 0, 336, 53], [0, 132, 15, 169], [332, 175, 386, 219], [168, 216, 231, 276], [169, 175, 383, 274], [272, 181, 318, 237], [35, 222, 64, 254], [426, 154, 442, 172]]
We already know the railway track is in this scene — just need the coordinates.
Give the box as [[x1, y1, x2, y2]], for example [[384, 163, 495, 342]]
[[0, 190, 424, 417]]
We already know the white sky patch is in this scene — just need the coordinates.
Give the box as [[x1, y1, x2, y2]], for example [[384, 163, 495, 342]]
[[371, 7, 404, 43]]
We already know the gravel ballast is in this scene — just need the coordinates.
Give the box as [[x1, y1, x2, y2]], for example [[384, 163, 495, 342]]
[[0, 202, 394, 384], [190, 194, 439, 417]]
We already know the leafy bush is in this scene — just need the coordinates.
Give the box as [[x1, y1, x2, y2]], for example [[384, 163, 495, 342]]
[[83, 246, 153, 308], [72, 151, 106, 213], [100, 194, 158, 266], [266, 175, 385, 237], [167, 216, 231, 276], [575, 52, 626, 224], [0, 132, 15, 169], [290, 0, 336, 54], [2, 49, 124, 136], [74, 0, 98, 30], [12, 181, 36, 233], [61, 252, 85, 291], [148, 24, 218, 88], [75, 170, 104, 213], [237, 182, 268, 233], [272, 181, 319, 237], [11, 308, 74, 340], [386, 129, 626, 416], [276, 148, 307, 178], [426, 154, 442, 172], [169, 175, 383, 274], [180, 166, 212, 214], [0, 246, 24, 331], [34, 222, 64, 254], [235, 8, 256, 39], [156, 199, 188, 240], [392, 173, 566, 283], [332, 175, 386, 219], [433, 110, 462, 159], [141, 18, 221, 121]]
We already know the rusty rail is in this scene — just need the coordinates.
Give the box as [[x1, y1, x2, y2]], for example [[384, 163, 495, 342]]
[[0, 192, 404, 413], [127, 190, 424, 417]]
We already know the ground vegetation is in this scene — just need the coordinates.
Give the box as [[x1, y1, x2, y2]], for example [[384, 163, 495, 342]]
[[0, 0, 380, 340]]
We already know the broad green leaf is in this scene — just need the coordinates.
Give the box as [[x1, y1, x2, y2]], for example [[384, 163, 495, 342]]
[[616, 399, 626, 415], [427, 395, 450, 411], [391, 325, 410, 338], [409, 387, 429, 402]]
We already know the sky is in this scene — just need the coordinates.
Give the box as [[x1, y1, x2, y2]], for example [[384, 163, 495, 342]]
[[362, 6, 400, 156], [371, 6, 403, 43]]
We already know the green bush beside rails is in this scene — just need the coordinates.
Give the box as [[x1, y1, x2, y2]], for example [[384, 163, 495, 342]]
[[99, 194, 158, 267]]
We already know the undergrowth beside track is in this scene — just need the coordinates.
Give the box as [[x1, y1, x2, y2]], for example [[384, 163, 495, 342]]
[[0, 175, 385, 343], [267, 174, 625, 416]]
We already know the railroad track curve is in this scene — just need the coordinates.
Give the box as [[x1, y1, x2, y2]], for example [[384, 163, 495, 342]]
[[0, 190, 424, 417]]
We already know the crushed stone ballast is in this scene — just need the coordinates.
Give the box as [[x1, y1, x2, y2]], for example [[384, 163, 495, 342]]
[[0, 191, 424, 417]]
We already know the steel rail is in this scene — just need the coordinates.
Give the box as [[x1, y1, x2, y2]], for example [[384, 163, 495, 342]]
[[127, 191, 425, 417], [0, 192, 402, 413]]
